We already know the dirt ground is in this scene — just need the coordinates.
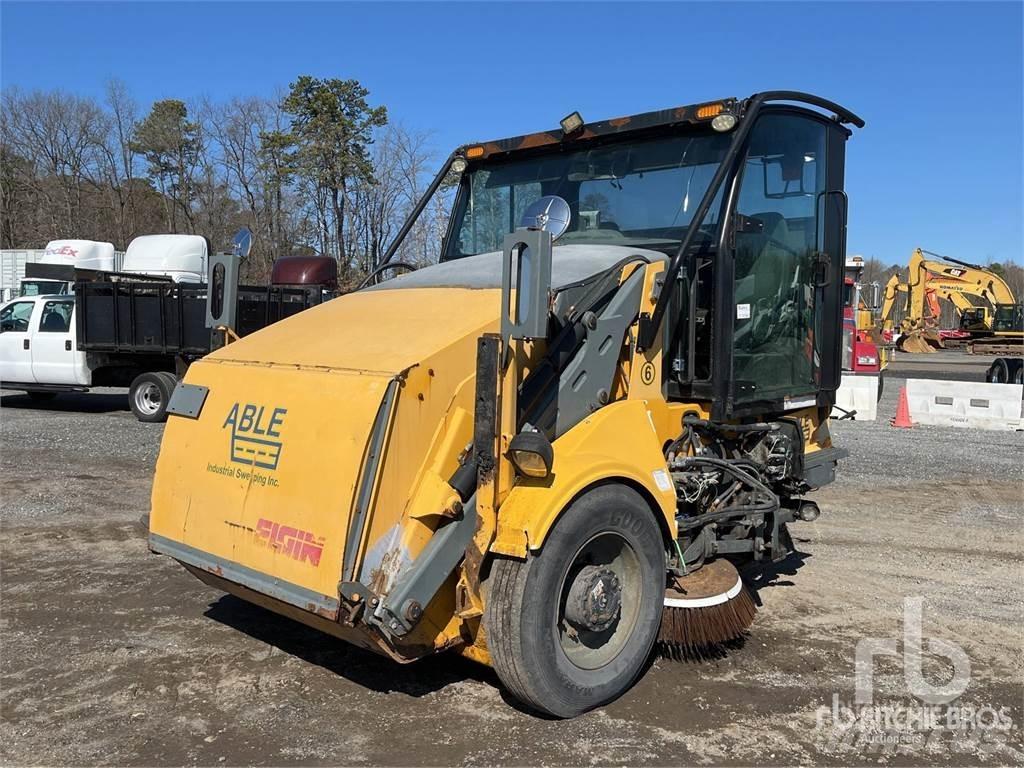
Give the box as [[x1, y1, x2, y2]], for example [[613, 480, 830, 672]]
[[1, 380, 1022, 767]]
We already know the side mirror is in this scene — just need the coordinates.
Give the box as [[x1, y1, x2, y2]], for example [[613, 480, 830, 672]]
[[519, 196, 571, 241], [231, 228, 253, 260], [867, 282, 881, 310]]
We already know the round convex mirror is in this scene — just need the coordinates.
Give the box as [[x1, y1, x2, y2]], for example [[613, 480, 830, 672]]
[[520, 195, 571, 241], [231, 228, 253, 259]]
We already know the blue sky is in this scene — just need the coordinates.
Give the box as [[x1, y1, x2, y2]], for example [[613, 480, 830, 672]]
[[2, 1, 1021, 264]]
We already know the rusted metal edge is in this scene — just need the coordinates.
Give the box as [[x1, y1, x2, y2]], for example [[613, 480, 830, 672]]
[[149, 532, 339, 619], [341, 377, 401, 583]]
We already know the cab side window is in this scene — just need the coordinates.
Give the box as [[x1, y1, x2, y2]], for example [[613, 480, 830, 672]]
[[39, 301, 73, 333], [0, 301, 35, 333], [732, 113, 828, 402]]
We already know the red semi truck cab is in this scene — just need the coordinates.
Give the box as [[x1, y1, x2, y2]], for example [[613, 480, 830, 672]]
[[842, 260, 882, 375]]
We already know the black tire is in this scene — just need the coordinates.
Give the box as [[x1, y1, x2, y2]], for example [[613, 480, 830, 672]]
[[484, 484, 665, 718], [876, 370, 885, 403], [26, 391, 58, 402], [156, 370, 180, 392], [986, 358, 1010, 383], [1008, 360, 1023, 386], [129, 371, 175, 423]]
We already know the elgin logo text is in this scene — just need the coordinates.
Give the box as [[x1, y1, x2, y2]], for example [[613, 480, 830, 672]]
[[223, 402, 287, 470], [255, 518, 324, 566]]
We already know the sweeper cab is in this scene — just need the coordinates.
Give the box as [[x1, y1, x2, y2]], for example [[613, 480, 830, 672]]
[[149, 91, 862, 717]]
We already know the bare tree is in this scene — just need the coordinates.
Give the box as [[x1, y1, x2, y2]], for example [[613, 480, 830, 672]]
[[97, 79, 140, 245], [2, 87, 109, 240], [0, 80, 457, 284]]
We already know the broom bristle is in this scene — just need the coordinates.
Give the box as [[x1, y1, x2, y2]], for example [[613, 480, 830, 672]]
[[656, 560, 757, 661]]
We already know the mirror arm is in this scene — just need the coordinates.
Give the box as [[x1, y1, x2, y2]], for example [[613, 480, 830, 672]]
[[639, 94, 765, 350], [639, 90, 864, 350], [374, 151, 458, 276]]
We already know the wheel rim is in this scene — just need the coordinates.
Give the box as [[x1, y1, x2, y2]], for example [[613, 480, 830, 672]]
[[556, 531, 643, 670], [133, 382, 162, 415]]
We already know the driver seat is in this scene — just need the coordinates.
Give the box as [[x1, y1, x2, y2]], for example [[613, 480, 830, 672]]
[[41, 311, 68, 332]]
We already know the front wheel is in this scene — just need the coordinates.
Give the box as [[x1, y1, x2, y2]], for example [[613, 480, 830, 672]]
[[129, 371, 177, 423], [484, 484, 665, 718]]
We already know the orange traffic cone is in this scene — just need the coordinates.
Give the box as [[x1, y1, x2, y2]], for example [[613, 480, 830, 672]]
[[891, 386, 915, 428]]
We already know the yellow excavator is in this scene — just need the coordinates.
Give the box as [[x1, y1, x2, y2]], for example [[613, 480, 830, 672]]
[[148, 92, 862, 717], [879, 248, 1017, 353]]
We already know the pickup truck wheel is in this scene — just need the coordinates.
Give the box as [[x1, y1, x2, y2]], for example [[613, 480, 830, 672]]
[[1005, 359, 1024, 385], [484, 484, 664, 718], [129, 372, 174, 423], [986, 358, 1010, 383]]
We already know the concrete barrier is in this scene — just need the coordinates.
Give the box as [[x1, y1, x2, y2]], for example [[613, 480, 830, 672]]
[[905, 379, 1023, 431], [832, 375, 878, 421]]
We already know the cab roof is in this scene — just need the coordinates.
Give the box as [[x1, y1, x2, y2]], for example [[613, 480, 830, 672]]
[[458, 91, 863, 162], [459, 97, 739, 162]]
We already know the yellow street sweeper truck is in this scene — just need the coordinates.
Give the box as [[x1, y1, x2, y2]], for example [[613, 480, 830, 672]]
[[149, 91, 862, 717]]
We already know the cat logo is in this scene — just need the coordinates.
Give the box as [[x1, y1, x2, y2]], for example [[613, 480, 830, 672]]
[[223, 403, 287, 470]]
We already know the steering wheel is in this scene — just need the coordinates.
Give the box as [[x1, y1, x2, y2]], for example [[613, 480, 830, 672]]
[[357, 261, 419, 290]]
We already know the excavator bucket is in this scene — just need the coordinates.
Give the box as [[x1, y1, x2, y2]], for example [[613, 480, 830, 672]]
[[896, 330, 938, 354]]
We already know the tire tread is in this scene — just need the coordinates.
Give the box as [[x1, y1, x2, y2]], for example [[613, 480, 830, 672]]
[[486, 556, 547, 713]]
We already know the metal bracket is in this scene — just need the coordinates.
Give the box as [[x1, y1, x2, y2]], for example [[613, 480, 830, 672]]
[[374, 495, 479, 637], [205, 253, 241, 331], [166, 383, 209, 419], [554, 268, 645, 437], [501, 228, 552, 344]]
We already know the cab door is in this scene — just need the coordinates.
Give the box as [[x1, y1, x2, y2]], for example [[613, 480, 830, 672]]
[[31, 299, 87, 385], [725, 110, 847, 414], [0, 299, 39, 385]]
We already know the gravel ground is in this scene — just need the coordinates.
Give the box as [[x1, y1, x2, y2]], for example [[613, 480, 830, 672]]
[[1, 379, 1022, 767]]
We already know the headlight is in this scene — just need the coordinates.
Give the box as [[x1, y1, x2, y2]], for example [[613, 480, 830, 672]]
[[711, 113, 738, 132], [857, 355, 878, 366], [507, 430, 554, 478]]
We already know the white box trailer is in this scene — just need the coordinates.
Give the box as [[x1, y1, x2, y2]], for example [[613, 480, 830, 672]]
[[1, 250, 42, 302]]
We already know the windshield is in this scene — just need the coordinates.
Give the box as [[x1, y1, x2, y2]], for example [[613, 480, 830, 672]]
[[444, 130, 732, 260], [20, 280, 68, 297], [993, 303, 1023, 333]]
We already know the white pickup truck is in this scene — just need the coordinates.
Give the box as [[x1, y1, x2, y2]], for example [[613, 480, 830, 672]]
[[0, 293, 178, 420], [0, 246, 335, 421]]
